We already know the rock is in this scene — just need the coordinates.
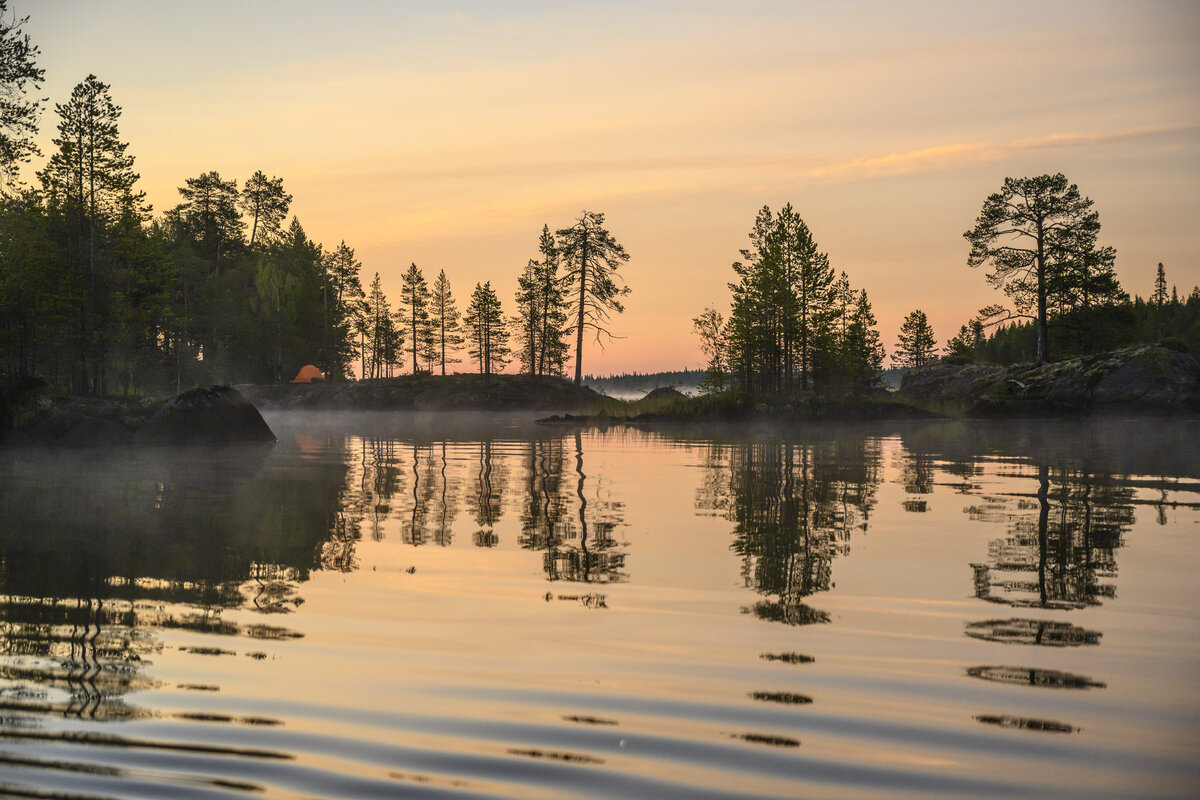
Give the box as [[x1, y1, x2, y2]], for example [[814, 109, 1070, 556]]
[[897, 346, 1200, 417], [642, 386, 686, 402], [134, 386, 276, 446]]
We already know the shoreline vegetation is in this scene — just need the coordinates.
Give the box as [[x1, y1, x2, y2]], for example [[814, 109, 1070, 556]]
[[3, 344, 1196, 447]]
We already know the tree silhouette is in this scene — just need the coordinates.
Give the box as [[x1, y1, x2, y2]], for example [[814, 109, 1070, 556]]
[[895, 309, 936, 368], [0, 1, 44, 190], [965, 174, 1115, 364], [240, 170, 292, 248], [430, 269, 463, 375], [556, 211, 630, 384]]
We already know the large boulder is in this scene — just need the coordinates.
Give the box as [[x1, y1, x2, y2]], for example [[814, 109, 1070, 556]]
[[134, 386, 276, 446]]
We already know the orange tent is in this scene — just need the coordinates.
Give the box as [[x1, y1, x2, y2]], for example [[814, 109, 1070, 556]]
[[292, 364, 325, 383]]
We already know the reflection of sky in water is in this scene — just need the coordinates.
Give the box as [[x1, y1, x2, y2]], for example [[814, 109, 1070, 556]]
[[0, 417, 1197, 799]]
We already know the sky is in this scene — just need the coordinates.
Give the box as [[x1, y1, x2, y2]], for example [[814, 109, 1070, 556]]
[[18, 0, 1200, 374]]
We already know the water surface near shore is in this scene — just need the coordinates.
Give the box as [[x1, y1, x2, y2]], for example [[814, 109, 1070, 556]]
[[1, 415, 1197, 798]]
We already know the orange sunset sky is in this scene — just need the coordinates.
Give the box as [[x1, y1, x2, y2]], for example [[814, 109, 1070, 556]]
[[22, 1, 1200, 374]]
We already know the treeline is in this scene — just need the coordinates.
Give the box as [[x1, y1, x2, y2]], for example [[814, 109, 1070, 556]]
[[0, 8, 633, 394], [0, 71, 367, 394], [692, 204, 885, 398], [952, 288, 1200, 365], [584, 369, 705, 396]]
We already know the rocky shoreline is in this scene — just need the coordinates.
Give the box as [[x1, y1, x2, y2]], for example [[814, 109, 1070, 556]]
[[896, 345, 1200, 417]]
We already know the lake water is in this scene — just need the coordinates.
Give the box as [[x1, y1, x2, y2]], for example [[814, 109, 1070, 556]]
[[1, 414, 1198, 799]]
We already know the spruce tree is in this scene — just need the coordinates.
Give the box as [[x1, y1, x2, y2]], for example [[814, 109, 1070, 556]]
[[895, 309, 936, 368], [514, 259, 541, 375], [1152, 263, 1169, 307], [321, 241, 364, 380]]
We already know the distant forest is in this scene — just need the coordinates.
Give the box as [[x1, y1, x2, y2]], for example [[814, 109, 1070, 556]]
[[584, 369, 705, 396]]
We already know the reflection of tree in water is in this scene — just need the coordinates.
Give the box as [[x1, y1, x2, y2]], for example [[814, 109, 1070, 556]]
[[519, 432, 626, 583], [400, 444, 443, 546], [971, 464, 1133, 609], [353, 436, 404, 541], [468, 440, 508, 547], [0, 444, 352, 722], [698, 438, 880, 625]]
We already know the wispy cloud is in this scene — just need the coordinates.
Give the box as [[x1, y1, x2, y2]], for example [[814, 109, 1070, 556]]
[[810, 125, 1197, 179]]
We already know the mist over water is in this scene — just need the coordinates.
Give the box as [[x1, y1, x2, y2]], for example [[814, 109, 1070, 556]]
[[0, 415, 1197, 798]]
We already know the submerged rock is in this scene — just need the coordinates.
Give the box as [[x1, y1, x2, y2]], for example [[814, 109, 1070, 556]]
[[135, 386, 276, 445], [897, 345, 1200, 417]]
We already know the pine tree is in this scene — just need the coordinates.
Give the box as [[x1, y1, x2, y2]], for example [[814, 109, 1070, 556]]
[[965, 173, 1112, 364], [895, 309, 936, 368], [514, 258, 541, 375], [240, 170, 292, 248], [430, 269, 463, 375], [692, 306, 727, 392], [945, 318, 985, 361], [363, 272, 401, 378], [321, 240, 364, 380], [464, 281, 509, 377], [0, 1, 44, 190], [168, 171, 242, 271], [1152, 263, 1169, 307], [845, 289, 884, 390], [398, 262, 432, 374], [38, 74, 145, 393], [556, 211, 630, 384], [535, 224, 569, 376]]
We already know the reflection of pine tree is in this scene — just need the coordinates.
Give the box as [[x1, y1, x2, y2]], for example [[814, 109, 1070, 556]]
[[518, 433, 627, 583], [698, 438, 879, 625], [340, 435, 406, 541], [468, 440, 508, 544], [400, 444, 441, 546], [700, 441, 878, 623], [432, 443, 459, 547], [971, 465, 1132, 609]]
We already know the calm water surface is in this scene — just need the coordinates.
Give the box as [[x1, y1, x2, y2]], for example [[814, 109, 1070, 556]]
[[1, 415, 1197, 799]]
